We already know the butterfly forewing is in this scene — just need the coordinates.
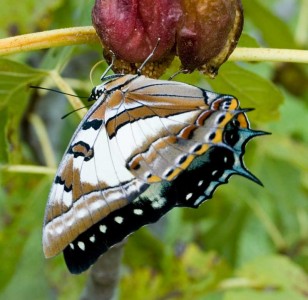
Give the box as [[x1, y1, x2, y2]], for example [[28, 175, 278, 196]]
[[43, 74, 264, 273]]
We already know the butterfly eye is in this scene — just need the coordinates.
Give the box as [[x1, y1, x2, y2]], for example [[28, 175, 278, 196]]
[[88, 87, 97, 101]]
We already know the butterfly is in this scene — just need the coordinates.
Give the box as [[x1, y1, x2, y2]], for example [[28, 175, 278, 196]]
[[42, 68, 266, 274]]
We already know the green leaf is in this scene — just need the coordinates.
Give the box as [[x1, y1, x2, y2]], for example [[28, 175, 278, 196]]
[[39, 46, 75, 73], [0, 59, 47, 163], [0, 229, 49, 300], [0, 0, 64, 35], [0, 109, 8, 162], [225, 255, 308, 300], [0, 175, 50, 292], [225, 289, 307, 300], [121, 246, 231, 300], [123, 227, 165, 270], [268, 93, 308, 143], [238, 33, 261, 48], [0, 59, 46, 108], [242, 0, 297, 48]]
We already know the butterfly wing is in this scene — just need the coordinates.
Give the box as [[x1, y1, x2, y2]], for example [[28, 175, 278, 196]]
[[43, 88, 148, 259], [44, 75, 264, 273]]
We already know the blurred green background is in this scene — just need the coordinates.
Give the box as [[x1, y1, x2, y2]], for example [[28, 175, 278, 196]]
[[0, 0, 308, 299]]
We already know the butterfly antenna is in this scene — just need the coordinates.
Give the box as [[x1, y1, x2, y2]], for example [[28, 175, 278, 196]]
[[137, 38, 161, 75], [168, 69, 190, 81], [29, 85, 88, 99], [61, 105, 92, 119], [90, 60, 107, 86]]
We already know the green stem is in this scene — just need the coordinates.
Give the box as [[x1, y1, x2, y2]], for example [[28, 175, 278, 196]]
[[0, 27, 308, 64], [28, 113, 57, 168], [1, 165, 56, 174], [230, 47, 308, 63], [0, 27, 99, 56], [49, 71, 87, 120]]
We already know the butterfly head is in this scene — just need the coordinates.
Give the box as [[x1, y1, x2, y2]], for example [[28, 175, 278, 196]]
[[89, 86, 104, 102]]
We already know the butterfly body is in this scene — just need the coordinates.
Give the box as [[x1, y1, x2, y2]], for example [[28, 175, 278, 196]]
[[43, 73, 264, 273]]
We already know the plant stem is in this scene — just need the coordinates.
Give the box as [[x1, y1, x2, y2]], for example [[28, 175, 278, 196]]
[[80, 243, 124, 300], [0, 27, 99, 56], [49, 71, 87, 119], [0, 27, 308, 64], [230, 47, 308, 64], [1, 165, 56, 174], [28, 113, 57, 168]]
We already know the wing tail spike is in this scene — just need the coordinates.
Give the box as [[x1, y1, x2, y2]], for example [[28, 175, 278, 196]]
[[237, 107, 255, 114], [235, 166, 263, 187], [250, 129, 271, 137], [245, 128, 271, 140]]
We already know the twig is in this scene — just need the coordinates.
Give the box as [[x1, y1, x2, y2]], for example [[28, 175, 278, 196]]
[[49, 71, 87, 119], [0, 27, 99, 56], [80, 243, 124, 300], [1, 164, 56, 174], [230, 47, 308, 63], [0, 27, 308, 64], [28, 113, 57, 168]]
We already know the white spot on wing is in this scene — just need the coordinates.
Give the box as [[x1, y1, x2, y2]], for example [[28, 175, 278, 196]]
[[133, 209, 143, 215], [186, 193, 193, 200], [212, 170, 218, 176], [114, 216, 124, 224], [89, 235, 95, 242], [198, 180, 203, 186], [69, 243, 74, 250], [99, 225, 107, 233], [78, 241, 85, 251]]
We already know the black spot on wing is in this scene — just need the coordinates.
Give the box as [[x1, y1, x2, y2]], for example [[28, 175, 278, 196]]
[[82, 119, 103, 130], [55, 176, 72, 192], [201, 88, 210, 103], [68, 141, 94, 161], [223, 118, 241, 147]]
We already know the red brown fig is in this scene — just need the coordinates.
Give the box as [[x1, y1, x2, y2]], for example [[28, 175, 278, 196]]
[[177, 0, 243, 77], [92, 0, 243, 77]]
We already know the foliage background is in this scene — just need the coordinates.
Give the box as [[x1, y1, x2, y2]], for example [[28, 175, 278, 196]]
[[0, 0, 308, 299]]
